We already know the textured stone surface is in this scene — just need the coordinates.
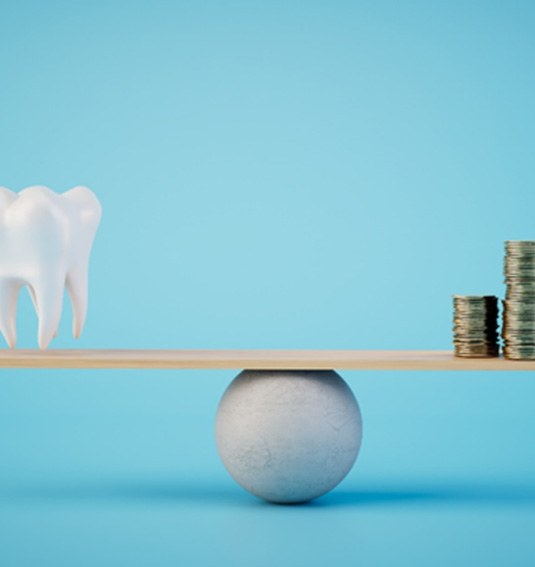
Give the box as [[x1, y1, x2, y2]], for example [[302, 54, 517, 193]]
[[215, 370, 362, 504]]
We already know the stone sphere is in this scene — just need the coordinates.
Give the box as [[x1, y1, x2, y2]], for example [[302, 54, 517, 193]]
[[215, 370, 362, 504]]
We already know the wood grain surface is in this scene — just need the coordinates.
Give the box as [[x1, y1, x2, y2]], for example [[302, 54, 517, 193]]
[[0, 350, 533, 370]]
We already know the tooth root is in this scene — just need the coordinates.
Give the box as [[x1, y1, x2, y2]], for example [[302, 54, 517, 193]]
[[31, 280, 65, 350], [28, 285, 38, 313], [27, 285, 60, 341], [0, 279, 21, 348], [66, 267, 88, 339]]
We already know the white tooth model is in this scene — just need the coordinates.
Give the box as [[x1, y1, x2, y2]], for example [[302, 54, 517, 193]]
[[0, 186, 102, 349]]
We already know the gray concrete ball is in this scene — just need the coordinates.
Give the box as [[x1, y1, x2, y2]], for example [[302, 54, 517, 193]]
[[215, 369, 363, 504]]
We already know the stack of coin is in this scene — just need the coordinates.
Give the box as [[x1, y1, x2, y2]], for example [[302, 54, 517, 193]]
[[453, 295, 499, 357], [503, 240, 535, 359]]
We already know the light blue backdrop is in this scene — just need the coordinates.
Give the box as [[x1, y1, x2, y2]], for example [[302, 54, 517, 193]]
[[1, 1, 535, 565]]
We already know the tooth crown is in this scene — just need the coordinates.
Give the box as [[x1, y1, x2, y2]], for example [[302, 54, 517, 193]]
[[0, 185, 102, 349]]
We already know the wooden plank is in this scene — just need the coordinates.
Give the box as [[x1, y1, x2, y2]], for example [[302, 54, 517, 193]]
[[0, 349, 534, 370]]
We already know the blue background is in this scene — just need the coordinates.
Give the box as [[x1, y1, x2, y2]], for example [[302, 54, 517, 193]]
[[1, 1, 535, 565]]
